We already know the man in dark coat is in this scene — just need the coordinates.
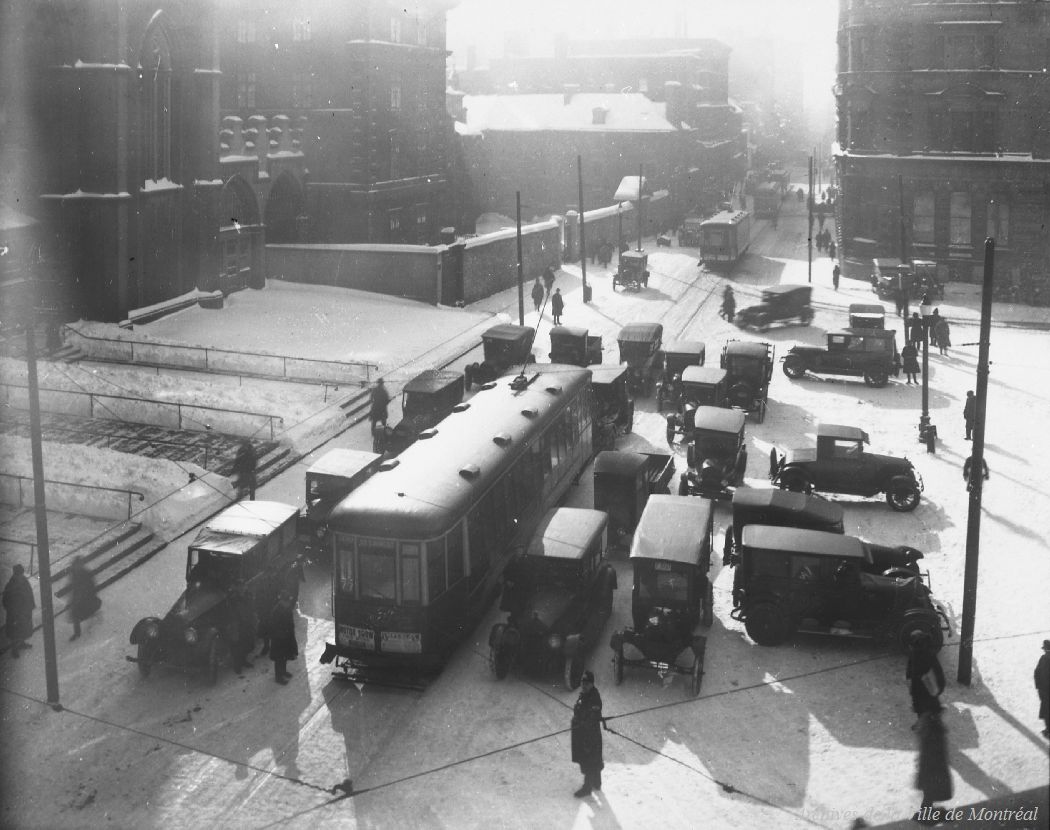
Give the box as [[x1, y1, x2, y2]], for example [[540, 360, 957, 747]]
[[720, 285, 736, 320], [832, 263, 841, 290], [267, 591, 298, 684], [1035, 640, 1050, 738], [907, 312, 924, 347], [369, 378, 390, 429], [542, 265, 556, 295], [963, 390, 976, 440], [914, 710, 952, 825], [570, 669, 605, 797], [551, 288, 564, 325], [227, 580, 257, 673], [906, 632, 945, 723], [3, 563, 35, 657], [531, 278, 544, 314], [232, 440, 257, 500], [68, 556, 100, 640], [962, 455, 989, 492], [901, 342, 920, 385]]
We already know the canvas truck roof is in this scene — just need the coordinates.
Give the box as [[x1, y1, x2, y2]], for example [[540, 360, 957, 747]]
[[590, 365, 629, 386], [731, 489, 845, 525], [630, 495, 714, 566], [617, 322, 663, 344], [403, 369, 464, 395], [724, 341, 769, 359], [550, 325, 589, 339], [593, 450, 649, 477], [817, 424, 870, 442], [741, 526, 868, 559], [693, 406, 746, 433], [483, 323, 533, 342], [661, 340, 705, 357], [526, 508, 608, 560], [682, 365, 727, 385], [307, 448, 382, 479], [201, 501, 298, 538]]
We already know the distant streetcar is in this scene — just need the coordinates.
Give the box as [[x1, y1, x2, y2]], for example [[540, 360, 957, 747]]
[[752, 183, 781, 220], [320, 364, 595, 676], [699, 210, 751, 270]]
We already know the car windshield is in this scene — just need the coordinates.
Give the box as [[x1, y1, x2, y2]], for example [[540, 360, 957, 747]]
[[485, 339, 518, 361], [637, 564, 690, 603], [401, 391, 433, 416], [620, 342, 653, 360], [695, 431, 737, 457], [521, 556, 582, 590], [727, 356, 762, 377], [187, 549, 241, 591]]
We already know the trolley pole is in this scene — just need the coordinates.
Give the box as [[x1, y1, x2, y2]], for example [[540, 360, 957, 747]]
[[516, 191, 524, 326], [807, 156, 813, 283], [578, 155, 589, 303], [957, 238, 995, 686], [637, 163, 643, 252]]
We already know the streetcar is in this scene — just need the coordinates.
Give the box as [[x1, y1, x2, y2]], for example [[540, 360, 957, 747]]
[[752, 183, 781, 220], [320, 364, 595, 677], [698, 210, 751, 270]]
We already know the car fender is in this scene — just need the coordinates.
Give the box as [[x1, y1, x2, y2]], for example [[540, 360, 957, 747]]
[[886, 473, 920, 495], [130, 616, 163, 646]]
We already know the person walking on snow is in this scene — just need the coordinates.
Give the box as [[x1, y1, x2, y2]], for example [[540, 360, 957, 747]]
[[369, 377, 390, 429], [1035, 640, 1050, 738], [963, 390, 976, 440], [542, 265, 556, 295], [267, 591, 298, 684], [3, 563, 34, 658], [232, 440, 257, 500], [68, 555, 100, 641], [901, 342, 920, 385], [907, 312, 924, 347], [571, 669, 605, 797], [832, 263, 841, 291], [933, 313, 951, 355], [720, 285, 736, 321], [531, 278, 544, 314], [551, 288, 564, 325]]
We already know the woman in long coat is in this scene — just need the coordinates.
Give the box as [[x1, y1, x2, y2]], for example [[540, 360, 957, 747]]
[[3, 564, 35, 657], [69, 556, 100, 640], [901, 342, 920, 384], [933, 315, 951, 355], [914, 710, 952, 824], [267, 591, 298, 684], [570, 670, 604, 797]]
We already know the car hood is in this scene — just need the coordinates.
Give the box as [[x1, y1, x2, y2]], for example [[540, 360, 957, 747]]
[[867, 452, 914, 472], [786, 345, 826, 357], [516, 587, 575, 633], [164, 586, 227, 625], [739, 303, 770, 316], [782, 448, 817, 465]]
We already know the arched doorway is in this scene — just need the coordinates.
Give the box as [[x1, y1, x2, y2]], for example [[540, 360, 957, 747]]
[[219, 176, 262, 293], [265, 171, 304, 243]]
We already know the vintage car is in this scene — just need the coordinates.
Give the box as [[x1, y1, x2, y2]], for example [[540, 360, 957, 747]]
[[722, 489, 845, 565], [488, 508, 617, 690], [591, 365, 635, 452], [378, 369, 464, 456], [617, 322, 663, 396], [729, 526, 949, 649], [298, 449, 382, 559], [781, 328, 900, 388], [549, 325, 603, 367], [593, 450, 675, 542], [666, 367, 731, 446], [129, 501, 304, 683], [848, 303, 886, 330], [678, 407, 747, 501], [769, 423, 924, 511], [465, 324, 535, 389], [720, 340, 775, 422], [678, 215, 704, 248], [872, 258, 945, 302], [614, 250, 650, 292], [655, 340, 706, 412], [734, 284, 814, 331], [609, 495, 715, 696]]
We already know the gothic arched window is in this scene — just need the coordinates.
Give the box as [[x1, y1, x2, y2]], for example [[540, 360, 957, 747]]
[[140, 21, 173, 182]]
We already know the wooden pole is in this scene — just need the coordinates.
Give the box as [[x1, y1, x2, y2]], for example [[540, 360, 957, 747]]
[[516, 191, 524, 326], [578, 155, 588, 302]]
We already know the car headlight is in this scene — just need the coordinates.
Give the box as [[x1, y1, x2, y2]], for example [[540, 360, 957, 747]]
[[547, 634, 563, 651], [184, 627, 198, 645]]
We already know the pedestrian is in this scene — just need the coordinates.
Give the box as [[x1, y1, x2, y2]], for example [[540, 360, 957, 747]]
[[267, 590, 297, 684], [228, 580, 257, 673], [720, 285, 736, 321], [907, 312, 924, 347], [906, 631, 945, 724], [3, 563, 35, 658], [933, 313, 951, 355], [828, 240, 836, 259], [962, 455, 989, 492], [68, 556, 100, 641], [913, 709, 952, 826], [551, 287, 564, 325], [570, 669, 605, 797], [531, 277, 544, 314], [1035, 639, 1050, 738], [542, 265, 556, 295], [369, 377, 390, 429], [894, 286, 907, 318], [963, 390, 976, 440], [232, 439, 257, 500], [832, 263, 841, 291], [901, 341, 920, 384]]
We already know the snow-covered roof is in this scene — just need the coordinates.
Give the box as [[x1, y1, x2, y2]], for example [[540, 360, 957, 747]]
[[461, 93, 681, 132]]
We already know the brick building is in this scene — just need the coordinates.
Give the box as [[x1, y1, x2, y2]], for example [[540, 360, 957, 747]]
[[833, 0, 1050, 295]]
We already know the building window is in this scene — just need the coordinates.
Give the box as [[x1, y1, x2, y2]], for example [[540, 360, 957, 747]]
[[913, 193, 935, 245], [237, 20, 256, 43], [390, 82, 402, 112], [389, 209, 402, 241], [944, 34, 997, 70], [237, 72, 257, 109], [977, 110, 996, 152], [415, 203, 427, 240], [142, 25, 173, 182], [950, 110, 974, 151], [390, 17, 402, 43], [389, 131, 403, 179], [293, 18, 312, 42], [292, 72, 313, 109], [986, 200, 1009, 245], [950, 192, 971, 246], [927, 106, 948, 148]]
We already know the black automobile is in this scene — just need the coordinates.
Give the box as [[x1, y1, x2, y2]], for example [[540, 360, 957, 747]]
[[678, 406, 747, 501], [609, 495, 714, 696], [666, 367, 730, 446], [614, 250, 650, 292], [298, 449, 382, 559], [848, 303, 886, 330], [590, 365, 635, 452], [489, 508, 617, 690], [617, 322, 663, 397], [379, 369, 464, 455], [549, 325, 603, 367], [722, 489, 845, 566], [593, 450, 675, 541], [734, 285, 813, 331], [129, 501, 304, 683], [465, 324, 535, 388], [781, 328, 900, 388], [655, 340, 706, 412], [769, 423, 924, 511], [720, 340, 774, 422], [729, 526, 949, 649]]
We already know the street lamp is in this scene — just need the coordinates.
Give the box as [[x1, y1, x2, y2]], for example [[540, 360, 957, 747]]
[[918, 295, 937, 453]]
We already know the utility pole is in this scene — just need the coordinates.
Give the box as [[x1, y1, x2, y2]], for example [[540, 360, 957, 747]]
[[515, 191, 524, 326], [637, 163, 643, 252], [898, 174, 910, 320], [25, 285, 61, 709], [807, 155, 813, 283], [578, 155, 589, 303], [958, 238, 995, 686]]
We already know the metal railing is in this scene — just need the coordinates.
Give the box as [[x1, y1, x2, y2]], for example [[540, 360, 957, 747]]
[[0, 472, 145, 522], [0, 535, 37, 576]]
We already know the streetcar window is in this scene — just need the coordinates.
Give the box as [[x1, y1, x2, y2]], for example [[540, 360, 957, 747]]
[[540, 432, 553, 474], [335, 535, 355, 595], [427, 537, 447, 600], [358, 539, 397, 602], [401, 543, 421, 605], [446, 523, 465, 586]]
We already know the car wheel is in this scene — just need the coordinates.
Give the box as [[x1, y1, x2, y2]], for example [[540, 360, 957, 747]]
[[744, 602, 794, 646], [702, 579, 714, 628], [768, 448, 781, 479], [613, 645, 624, 686], [137, 641, 154, 678], [779, 471, 811, 494], [782, 357, 806, 379], [490, 644, 512, 681], [800, 307, 814, 325], [206, 638, 221, 686], [864, 370, 889, 387], [886, 481, 921, 512], [690, 640, 706, 697], [564, 652, 584, 691], [897, 619, 944, 652]]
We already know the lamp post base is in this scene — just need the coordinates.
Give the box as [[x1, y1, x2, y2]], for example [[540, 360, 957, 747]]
[[918, 419, 937, 454]]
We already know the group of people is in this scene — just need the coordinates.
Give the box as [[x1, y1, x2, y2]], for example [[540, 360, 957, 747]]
[[226, 583, 299, 684], [3, 556, 100, 657], [814, 227, 836, 259], [530, 266, 564, 324], [899, 308, 953, 384]]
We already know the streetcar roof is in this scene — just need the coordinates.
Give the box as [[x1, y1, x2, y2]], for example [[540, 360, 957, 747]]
[[526, 508, 608, 560], [630, 495, 713, 565], [701, 210, 748, 226], [326, 364, 592, 538]]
